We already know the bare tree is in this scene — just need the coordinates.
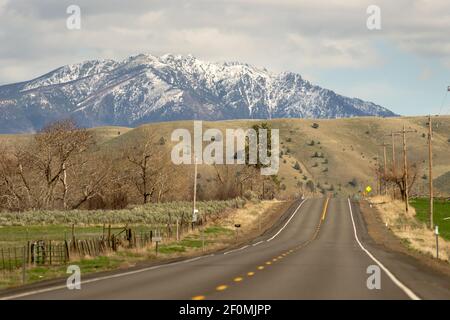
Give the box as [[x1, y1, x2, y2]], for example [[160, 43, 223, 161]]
[[0, 120, 115, 210], [384, 163, 419, 201], [127, 130, 170, 204]]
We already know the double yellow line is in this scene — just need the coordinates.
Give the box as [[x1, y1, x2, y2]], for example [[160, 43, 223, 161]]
[[321, 197, 330, 221], [191, 197, 331, 300]]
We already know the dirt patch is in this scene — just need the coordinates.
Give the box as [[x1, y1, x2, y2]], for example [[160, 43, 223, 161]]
[[359, 199, 450, 278]]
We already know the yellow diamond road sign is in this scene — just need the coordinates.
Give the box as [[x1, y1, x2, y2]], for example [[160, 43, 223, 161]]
[[365, 186, 372, 193]]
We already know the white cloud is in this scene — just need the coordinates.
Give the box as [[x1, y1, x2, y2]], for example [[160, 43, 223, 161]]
[[0, 0, 449, 84]]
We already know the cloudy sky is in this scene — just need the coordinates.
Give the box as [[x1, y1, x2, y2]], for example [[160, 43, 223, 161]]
[[0, 0, 449, 115]]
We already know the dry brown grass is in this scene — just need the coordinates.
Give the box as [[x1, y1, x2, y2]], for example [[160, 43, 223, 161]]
[[222, 200, 283, 233], [370, 195, 450, 262]]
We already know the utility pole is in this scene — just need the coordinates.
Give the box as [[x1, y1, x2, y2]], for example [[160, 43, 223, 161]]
[[192, 156, 198, 221], [403, 125, 409, 212], [428, 115, 434, 229], [378, 142, 390, 195], [391, 127, 416, 212], [375, 154, 381, 195], [391, 132, 396, 179], [385, 132, 399, 199]]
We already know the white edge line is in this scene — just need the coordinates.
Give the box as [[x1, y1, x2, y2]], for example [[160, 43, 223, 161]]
[[347, 198, 421, 301], [223, 245, 249, 255], [266, 199, 307, 242], [252, 241, 264, 247]]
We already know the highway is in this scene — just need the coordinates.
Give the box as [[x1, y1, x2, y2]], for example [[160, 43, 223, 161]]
[[3, 198, 450, 300]]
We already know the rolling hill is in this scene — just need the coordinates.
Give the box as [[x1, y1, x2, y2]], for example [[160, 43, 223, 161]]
[[2, 116, 447, 198]]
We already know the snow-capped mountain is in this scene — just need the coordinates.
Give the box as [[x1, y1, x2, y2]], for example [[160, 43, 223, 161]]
[[0, 54, 396, 133]]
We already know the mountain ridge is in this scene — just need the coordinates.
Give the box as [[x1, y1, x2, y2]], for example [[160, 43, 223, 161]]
[[0, 53, 397, 133]]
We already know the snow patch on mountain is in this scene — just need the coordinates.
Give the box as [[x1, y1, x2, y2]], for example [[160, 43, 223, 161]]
[[0, 53, 396, 133]]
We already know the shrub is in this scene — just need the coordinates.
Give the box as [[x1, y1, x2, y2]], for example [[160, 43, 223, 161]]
[[306, 180, 315, 192], [0, 199, 246, 226], [348, 178, 358, 187], [243, 190, 258, 201], [312, 123, 319, 129]]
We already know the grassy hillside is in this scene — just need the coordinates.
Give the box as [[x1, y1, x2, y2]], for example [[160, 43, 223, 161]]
[[2, 116, 450, 198]]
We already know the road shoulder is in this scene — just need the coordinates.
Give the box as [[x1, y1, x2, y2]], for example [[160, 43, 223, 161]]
[[358, 200, 450, 299]]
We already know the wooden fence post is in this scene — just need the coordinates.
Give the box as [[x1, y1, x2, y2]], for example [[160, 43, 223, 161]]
[[49, 241, 52, 265], [22, 246, 26, 284]]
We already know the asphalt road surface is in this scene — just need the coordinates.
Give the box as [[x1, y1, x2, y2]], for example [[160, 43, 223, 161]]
[[3, 198, 450, 300]]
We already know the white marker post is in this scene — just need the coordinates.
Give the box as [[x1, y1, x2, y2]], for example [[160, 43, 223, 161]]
[[154, 231, 162, 257], [435, 225, 439, 259]]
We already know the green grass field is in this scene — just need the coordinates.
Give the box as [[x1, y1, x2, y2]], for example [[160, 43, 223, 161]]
[[410, 198, 450, 240], [0, 199, 244, 248]]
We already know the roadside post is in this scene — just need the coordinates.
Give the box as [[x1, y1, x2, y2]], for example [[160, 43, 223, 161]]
[[192, 209, 198, 231], [435, 225, 439, 259], [201, 226, 205, 252], [154, 231, 162, 257], [234, 224, 241, 241], [22, 246, 26, 284]]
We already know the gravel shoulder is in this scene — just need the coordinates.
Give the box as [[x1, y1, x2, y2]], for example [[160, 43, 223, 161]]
[[359, 201, 450, 288]]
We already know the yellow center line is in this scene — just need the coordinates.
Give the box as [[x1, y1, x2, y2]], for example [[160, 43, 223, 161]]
[[195, 198, 329, 300], [216, 285, 228, 291], [321, 197, 330, 221]]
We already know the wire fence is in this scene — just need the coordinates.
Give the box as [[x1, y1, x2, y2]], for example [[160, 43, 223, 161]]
[[0, 217, 207, 275]]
